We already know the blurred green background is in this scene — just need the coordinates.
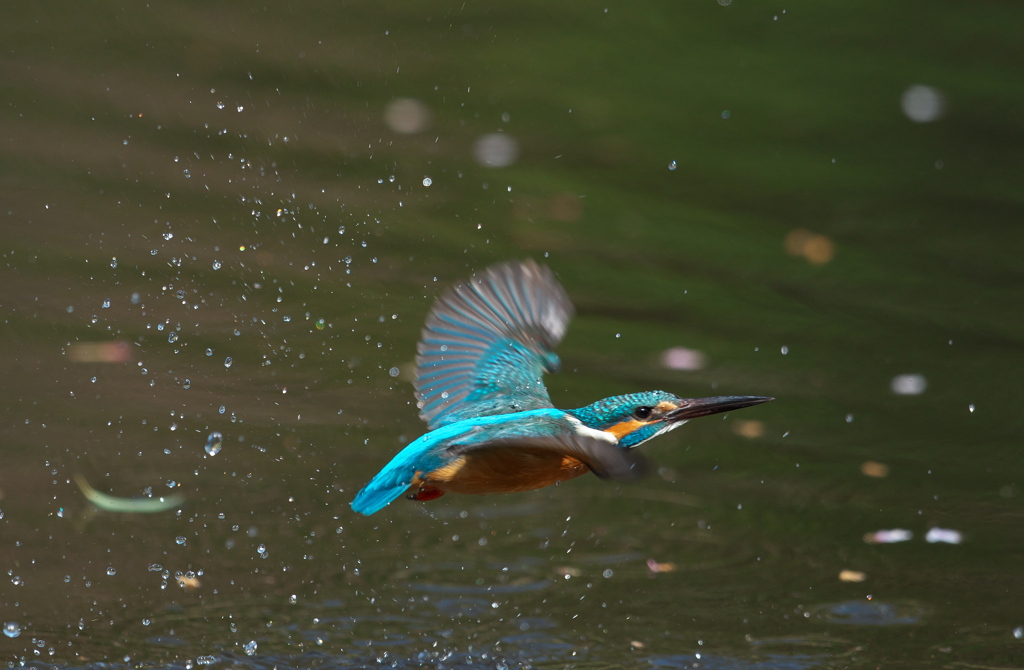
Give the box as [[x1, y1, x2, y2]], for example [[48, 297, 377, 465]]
[[1, 1, 1021, 668]]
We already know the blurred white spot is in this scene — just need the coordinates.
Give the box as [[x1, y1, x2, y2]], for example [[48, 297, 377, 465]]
[[925, 527, 962, 544], [863, 529, 913, 544], [389, 367, 400, 378], [422, 177, 432, 187], [668, 160, 677, 171], [384, 98, 432, 134], [717, 0, 732, 5], [901, 85, 946, 123], [473, 133, 519, 168], [891, 373, 927, 395], [661, 346, 707, 371]]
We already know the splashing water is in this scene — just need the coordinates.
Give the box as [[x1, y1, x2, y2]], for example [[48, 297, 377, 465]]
[[205, 432, 223, 457]]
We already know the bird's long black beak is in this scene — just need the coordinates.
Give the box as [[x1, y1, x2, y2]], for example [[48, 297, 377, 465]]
[[665, 395, 773, 422]]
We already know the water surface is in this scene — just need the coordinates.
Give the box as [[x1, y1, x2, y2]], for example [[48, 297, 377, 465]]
[[2, 2, 1022, 668]]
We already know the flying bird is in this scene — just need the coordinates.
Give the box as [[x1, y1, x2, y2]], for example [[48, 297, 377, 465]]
[[351, 260, 771, 515]]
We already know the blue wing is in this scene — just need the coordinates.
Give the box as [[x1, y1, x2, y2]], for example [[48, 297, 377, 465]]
[[414, 260, 573, 430]]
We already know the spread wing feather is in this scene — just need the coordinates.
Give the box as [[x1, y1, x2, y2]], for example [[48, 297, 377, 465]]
[[414, 260, 573, 429]]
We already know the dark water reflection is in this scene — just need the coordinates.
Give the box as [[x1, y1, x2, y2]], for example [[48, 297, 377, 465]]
[[3, 1, 1024, 669]]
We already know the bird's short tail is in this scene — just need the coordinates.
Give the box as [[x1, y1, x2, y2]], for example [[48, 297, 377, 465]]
[[350, 478, 411, 516]]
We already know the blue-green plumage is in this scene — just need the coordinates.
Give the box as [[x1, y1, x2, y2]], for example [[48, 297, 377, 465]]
[[350, 261, 771, 516]]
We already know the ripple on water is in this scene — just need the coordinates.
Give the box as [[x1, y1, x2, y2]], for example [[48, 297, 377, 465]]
[[405, 578, 550, 595], [497, 631, 575, 659], [647, 652, 826, 669], [808, 600, 926, 625], [432, 597, 494, 617], [397, 557, 551, 596], [430, 500, 546, 519]]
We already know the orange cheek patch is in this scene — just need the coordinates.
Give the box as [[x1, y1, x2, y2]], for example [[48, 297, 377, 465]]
[[606, 419, 649, 439]]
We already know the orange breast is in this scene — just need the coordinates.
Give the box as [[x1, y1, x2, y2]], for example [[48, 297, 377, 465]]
[[416, 447, 590, 495]]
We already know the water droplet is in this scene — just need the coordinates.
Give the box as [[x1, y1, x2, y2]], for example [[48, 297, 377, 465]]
[[102, 299, 111, 309], [780, 345, 789, 355], [163, 232, 174, 241], [168, 332, 178, 344], [212, 260, 222, 270], [422, 177, 433, 187], [603, 569, 614, 578], [3, 622, 21, 638], [243, 641, 258, 656], [110, 257, 118, 269], [668, 160, 677, 170], [219, 405, 226, 414], [224, 357, 233, 369], [205, 432, 223, 457], [175, 536, 187, 546], [389, 367, 400, 378], [183, 379, 191, 389], [107, 567, 116, 576]]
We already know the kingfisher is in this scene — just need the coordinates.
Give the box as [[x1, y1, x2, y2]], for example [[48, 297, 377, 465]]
[[351, 260, 772, 516]]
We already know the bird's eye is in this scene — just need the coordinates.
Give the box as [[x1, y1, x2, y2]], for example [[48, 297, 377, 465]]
[[634, 406, 653, 420]]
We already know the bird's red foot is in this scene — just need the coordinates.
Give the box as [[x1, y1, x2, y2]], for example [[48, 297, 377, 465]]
[[407, 485, 445, 502]]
